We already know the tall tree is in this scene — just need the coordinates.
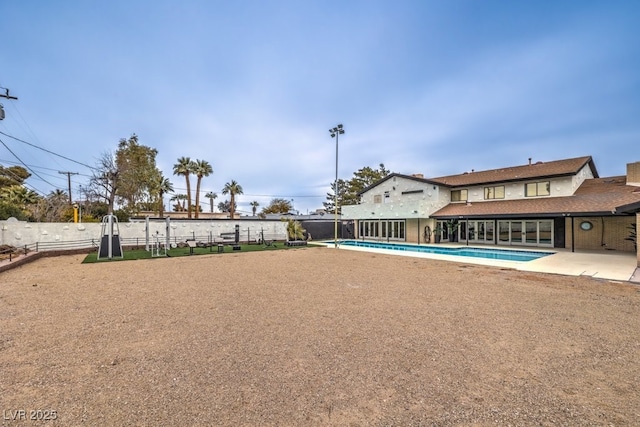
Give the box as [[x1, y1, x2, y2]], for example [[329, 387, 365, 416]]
[[323, 178, 348, 215], [87, 135, 160, 216], [0, 165, 31, 190], [88, 151, 119, 214], [173, 157, 195, 218], [192, 159, 213, 219], [115, 134, 161, 214], [205, 192, 217, 212], [261, 198, 292, 215], [250, 201, 260, 216], [324, 163, 391, 213], [155, 176, 174, 218], [222, 180, 243, 219]]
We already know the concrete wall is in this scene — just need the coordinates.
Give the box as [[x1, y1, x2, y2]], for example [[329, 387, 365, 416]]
[[565, 216, 636, 252], [405, 218, 438, 244], [0, 217, 288, 249]]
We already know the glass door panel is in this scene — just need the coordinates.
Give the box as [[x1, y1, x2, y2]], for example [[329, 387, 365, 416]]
[[511, 221, 522, 244], [485, 221, 494, 242], [467, 221, 476, 241], [525, 221, 538, 244], [498, 221, 510, 244], [478, 222, 486, 242], [539, 221, 552, 245]]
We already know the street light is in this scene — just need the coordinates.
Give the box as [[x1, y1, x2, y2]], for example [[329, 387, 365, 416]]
[[329, 124, 345, 248]]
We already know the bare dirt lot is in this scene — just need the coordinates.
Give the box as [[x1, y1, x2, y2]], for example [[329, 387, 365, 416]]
[[1, 247, 639, 426]]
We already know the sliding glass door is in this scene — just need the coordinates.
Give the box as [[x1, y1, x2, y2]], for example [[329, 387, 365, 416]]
[[359, 220, 405, 241], [493, 220, 553, 247]]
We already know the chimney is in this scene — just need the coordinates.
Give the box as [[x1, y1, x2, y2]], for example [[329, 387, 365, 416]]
[[528, 157, 532, 166], [411, 173, 424, 179], [627, 161, 640, 186]]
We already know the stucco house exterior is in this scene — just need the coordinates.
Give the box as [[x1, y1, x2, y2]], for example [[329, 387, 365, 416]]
[[341, 156, 640, 263]]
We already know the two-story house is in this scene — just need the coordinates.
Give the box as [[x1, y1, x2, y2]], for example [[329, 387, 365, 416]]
[[341, 156, 640, 256]]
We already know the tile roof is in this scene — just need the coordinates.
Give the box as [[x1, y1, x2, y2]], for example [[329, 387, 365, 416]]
[[429, 156, 597, 187], [432, 176, 640, 218]]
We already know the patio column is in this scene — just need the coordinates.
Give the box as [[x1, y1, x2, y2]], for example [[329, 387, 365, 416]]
[[636, 212, 640, 267]]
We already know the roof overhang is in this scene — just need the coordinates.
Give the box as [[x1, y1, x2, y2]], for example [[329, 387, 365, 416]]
[[431, 209, 631, 220], [614, 200, 640, 214]]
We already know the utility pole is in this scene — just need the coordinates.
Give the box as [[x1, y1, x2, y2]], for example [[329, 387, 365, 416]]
[[0, 88, 18, 100], [59, 171, 79, 204], [0, 87, 18, 121]]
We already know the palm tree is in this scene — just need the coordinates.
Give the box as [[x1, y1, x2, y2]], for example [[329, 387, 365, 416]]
[[157, 176, 174, 218], [250, 201, 259, 216], [192, 159, 213, 219], [205, 192, 217, 212], [170, 194, 187, 212], [173, 157, 195, 218], [49, 189, 68, 202], [0, 185, 39, 213], [222, 180, 243, 219]]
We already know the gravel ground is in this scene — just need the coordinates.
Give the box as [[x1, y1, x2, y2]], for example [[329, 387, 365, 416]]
[[1, 247, 639, 426]]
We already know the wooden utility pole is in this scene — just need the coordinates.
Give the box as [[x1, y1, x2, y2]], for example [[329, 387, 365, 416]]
[[0, 87, 18, 120], [58, 171, 79, 204], [0, 88, 18, 100]]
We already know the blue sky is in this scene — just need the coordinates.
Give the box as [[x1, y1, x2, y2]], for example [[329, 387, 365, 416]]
[[1, 1, 639, 215]]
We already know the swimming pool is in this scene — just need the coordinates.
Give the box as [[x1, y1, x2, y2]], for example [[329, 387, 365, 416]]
[[336, 240, 554, 262]]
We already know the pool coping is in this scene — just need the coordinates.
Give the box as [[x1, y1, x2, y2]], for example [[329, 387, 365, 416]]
[[316, 240, 638, 283]]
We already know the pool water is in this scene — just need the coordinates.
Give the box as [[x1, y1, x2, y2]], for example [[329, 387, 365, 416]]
[[337, 240, 553, 262]]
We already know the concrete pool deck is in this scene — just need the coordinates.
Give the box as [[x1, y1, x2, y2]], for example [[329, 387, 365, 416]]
[[322, 241, 639, 283]]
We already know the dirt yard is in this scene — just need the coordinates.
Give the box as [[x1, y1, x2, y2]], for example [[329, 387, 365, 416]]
[[1, 247, 639, 426]]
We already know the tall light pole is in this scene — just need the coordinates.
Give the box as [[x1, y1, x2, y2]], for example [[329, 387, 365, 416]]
[[329, 124, 344, 248]]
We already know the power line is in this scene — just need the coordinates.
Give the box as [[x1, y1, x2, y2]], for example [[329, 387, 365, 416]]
[[0, 158, 92, 177], [0, 163, 46, 196], [0, 130, 95, 170], [0, 136, 57, 188]]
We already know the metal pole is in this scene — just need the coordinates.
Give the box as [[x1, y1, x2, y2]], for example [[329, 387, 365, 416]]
[[145, 216, 150, 251], [166, 217, 171, 249], [334, 132, 338, 248], [108, 214, 113, 259], [571, 216, 575, 252], [466, 218, 469, 246], [330, 124, 344, 248]]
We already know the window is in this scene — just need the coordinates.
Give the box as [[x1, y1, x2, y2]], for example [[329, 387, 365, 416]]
[[451, 189, 468, 202], [525, 181, 550, 197], [384, 191, 390, 203], [484, 185, 505, 200], [373, 195, 382, 203]]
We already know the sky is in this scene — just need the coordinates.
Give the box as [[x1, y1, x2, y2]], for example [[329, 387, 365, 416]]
[[1, 1, 639, 215]]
